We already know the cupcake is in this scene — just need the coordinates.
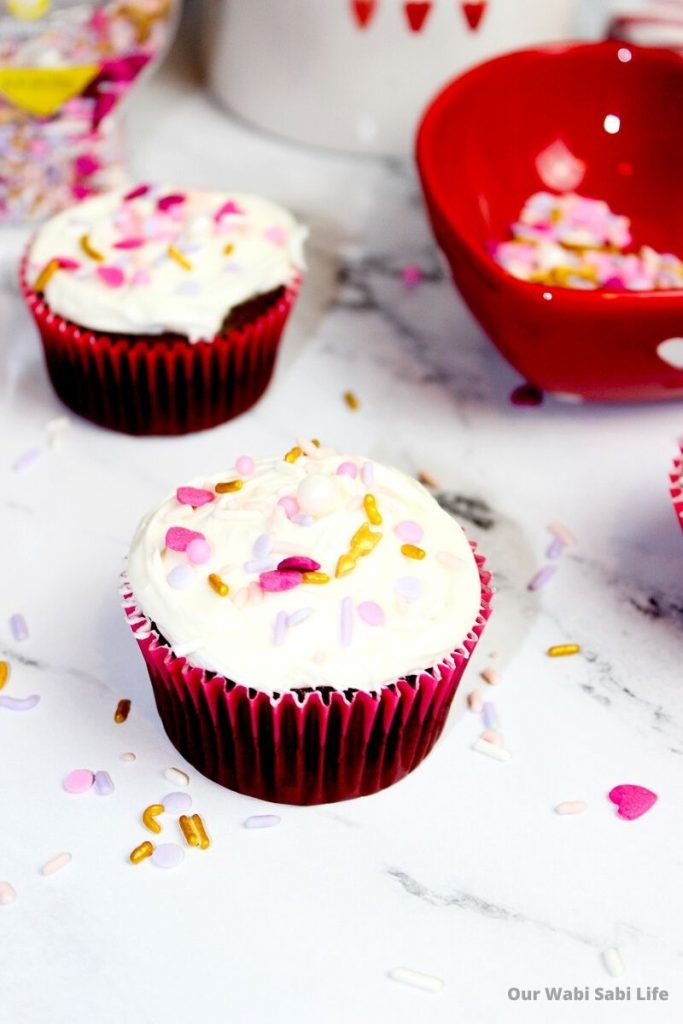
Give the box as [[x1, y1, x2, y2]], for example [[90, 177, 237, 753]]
[[123, 442, 492, 804], [21, 186, 306, 435], [671, 440, 683, 533]]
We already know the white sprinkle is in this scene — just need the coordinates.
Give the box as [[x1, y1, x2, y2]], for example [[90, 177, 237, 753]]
[[45, 415, 70, 449], [555, 801, 588, 816], [164, 767, 190, 787], [388, 967, 444, 993], [244, 558, 275, 574], [244, 815, 281, 829], [481, 666, 501, 685], [120, 752, 136, 763], [602, 948, 625, 978], [472, 738, 511, 762], [41, 852, 72, 876], [13, 448, 41, 472], [0, 882, 16, 905]]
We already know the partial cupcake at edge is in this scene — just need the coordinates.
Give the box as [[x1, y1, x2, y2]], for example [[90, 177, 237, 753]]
[[21, 185, 306, 435], [122, 441, 493, 805]]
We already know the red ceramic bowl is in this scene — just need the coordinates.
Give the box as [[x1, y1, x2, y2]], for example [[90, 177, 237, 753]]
[[416, 42, 683, 402]]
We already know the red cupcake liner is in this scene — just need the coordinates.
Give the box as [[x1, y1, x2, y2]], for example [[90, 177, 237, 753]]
[[121, 544, 493, 805], [670, 441, 683, 533], [20, 256, 300, 436]]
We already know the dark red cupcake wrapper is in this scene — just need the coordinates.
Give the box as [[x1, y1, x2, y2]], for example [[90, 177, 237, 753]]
[[670, 441, 683, 533], [20, 254, 300, 436], [121, 544, 493, 804]]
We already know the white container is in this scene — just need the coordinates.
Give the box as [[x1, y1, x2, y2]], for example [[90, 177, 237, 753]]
[[204, 0, 591, 156]]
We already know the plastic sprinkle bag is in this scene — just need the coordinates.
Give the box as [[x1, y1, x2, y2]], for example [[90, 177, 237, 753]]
[[0, 0, 178, 223]]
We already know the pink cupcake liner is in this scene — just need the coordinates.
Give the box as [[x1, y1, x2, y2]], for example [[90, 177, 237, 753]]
[[670, 441, 683, 532], [121, 544, 493, 805], [20, 255, 300, 436]]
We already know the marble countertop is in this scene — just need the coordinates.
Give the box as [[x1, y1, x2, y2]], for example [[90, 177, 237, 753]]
[[1, 34, 682, 1024]]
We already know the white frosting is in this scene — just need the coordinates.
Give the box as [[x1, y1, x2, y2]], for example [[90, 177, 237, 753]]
[[127, 449, 482, 693], [28, 187, 306, 342]]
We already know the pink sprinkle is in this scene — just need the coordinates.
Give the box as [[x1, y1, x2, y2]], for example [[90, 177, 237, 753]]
[[277, 496, 299, 519], [341, 597, 353, 647], [264, 226, 286, 245], [549, 522, 576, 546], [74, 154, 100, 177], [481, 666, 501, 686], [277, 557, 321, 573], [358, 601, 384, 627], [97, 266, 125, 288], [214, 199, 244, 221], [56, 257, 80, 270], [124, 184, 151, 201], [336, 462, 358, 479], [546, 536, 566, 560], [157, 193, 186, 211], [259, 570, 302, 593], [131, 268, 151, 286], [176, 487, 215, 507], [186, 538, 211, 565], [467, 691, 483, 713], [608, 784, 658, 821], [235, 455, 255, 476], [114, 238, 145, 250], [395, 520, 423, 544], [165, 526, 204, 551], [63, 769, 94, 794], [481, 729, 504, 747], [273, 611, 288, 647], [402, 264, 423, 289], [528, 565, 556, 591]]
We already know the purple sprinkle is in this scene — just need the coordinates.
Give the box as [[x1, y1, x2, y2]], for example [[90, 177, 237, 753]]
[[394, 576, 422, 601], [273, 610, 288, 647], [341, 597, 353, 648], [482, 702, 499, 730], [361, 462, 374, 486], [546, 536, 566, 560], [167, 565, 196, 590], [358, 601, 385, 627], [13, 448, 41, 472], [175, 281, 201, 297], [93, 770, 114, 796], [528, 565, 556, 591], [0, 694, 40, 711], [395, 521, 423, 544], [292, 514, 314, 527], [244, 814, 280, 829], [287, 607, 312, 628], [253, 534, 273, 559], [152, 844, 185, 869], [244, 558, 276, 574], [336, 461, 358, 479], [9, 613, 28, 642], [162, 791, 192, 815]]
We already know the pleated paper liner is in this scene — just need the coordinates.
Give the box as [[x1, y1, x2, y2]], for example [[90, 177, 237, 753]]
[[121, 545, 493, 805], [671, 441, 683, 533], [20, 255, 301, 436]]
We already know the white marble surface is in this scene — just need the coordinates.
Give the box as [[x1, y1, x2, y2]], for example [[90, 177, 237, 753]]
[[2, 34, 683, 1024]]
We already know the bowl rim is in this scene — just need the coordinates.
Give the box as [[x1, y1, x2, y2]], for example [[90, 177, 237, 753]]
[[415, 39, 683, 306]]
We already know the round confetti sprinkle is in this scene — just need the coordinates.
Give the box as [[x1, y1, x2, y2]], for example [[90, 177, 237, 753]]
[[395, 521, 424, 544], [63, 769, 94, 794], [120, 752, 136, 763], [162, 792, 192, 815], [152, 844, 185, 869], [394, 576, 422, 601], [235, 455, 255, 476], [167, 565, 196, 590], [186, 538, 211, 565], [0, 882, 16, 906], [244, 815, 281, 829], [358, 601, 385, 627], [336, 461, 358, 478]]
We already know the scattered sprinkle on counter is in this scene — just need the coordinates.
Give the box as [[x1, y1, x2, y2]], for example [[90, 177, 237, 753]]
[[8, 613, 28, 642], [388, 967, 444, 993], [41, 852, 72, 876], [548, 644, 580, 657], [343, 390, 360, 410], [603, 948, 625, 978], [114, 698, 131, 723], [554, 801, 588, 816], [244, 815, 281, 829]]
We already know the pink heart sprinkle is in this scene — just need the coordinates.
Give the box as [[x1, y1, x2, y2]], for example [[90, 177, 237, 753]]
[[336, 462, 358, 479], [277, 557, 321, 573], [165, 526, 204, 552], [259, 570, 302, 593], [358, 601, 385, 627], [264, 226, 286, 245], [114, 237, 145, 249], [214, 199, 244, 221], [157, 193, 186, 211], [97, 266, 125, 288], [131, 268, 151, 286], [176, 486, 215, 507], [124, 184, 150, 201], [609, 785, 658, 821]]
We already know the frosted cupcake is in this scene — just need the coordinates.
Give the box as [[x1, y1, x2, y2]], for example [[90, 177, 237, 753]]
[[123, 442, 492, 804], [21, 186, 306, 435], [671, 440, 683, 533]]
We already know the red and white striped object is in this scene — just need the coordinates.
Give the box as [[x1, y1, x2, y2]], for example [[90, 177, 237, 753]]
[[610, 1, 683, 50]]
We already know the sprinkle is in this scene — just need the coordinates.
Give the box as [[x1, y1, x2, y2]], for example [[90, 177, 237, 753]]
[[555, 801, 588, 815], [0, 882, 16, 905], [265, 225, 287, 245], [167, 244, 193, 270], [394, 576, 422, 601], [214, 199, 244, 220], [46, 415, 70, 449], [260, 570, 302, 593], [187, 538, 212, 565], [336, 461, 358, 478], [244, 558, 275, 574], [80, 234, 104, 261], [528, 565, 556, 591], [162, 792, 192, 815], [278, 496, 300, 519], [358, 601, 385, 626], [297, 437, 322, 457], [351, 522, 382, 556], [253, 534, 273, 558], [167, 565, 195, 590], [344, 390, 360, 410], [164, 767, 190, 787], [481, 667, 501, 686], [602, 948, 625, 978], [41, 852, 72, 876], [363, 493, 382, 525], [417, 469, 440, 489], [608, 784, 658, 820], [120, 752, 136, 763], [273, 610, 288, 646], [63, 769, 94, 794], [215, 479, 244, 494], [341, 597, 353, 647], [401, 544, 426, 560], [401, 265, 424, 289], [113, 237, 145, 250], [482, 702, 499, 729], [9, 614, 28, 641], [0, 661, 8, 689], [292, 514, 314, 526], [97, 265, 125, 288], [284, 446, 302, 464], [548, 644, 580, 657], [388, 967, 444, 994], [278, 556, 321, 573], [94, 771, 114, 796], [131, 268, 151, 285], [180, 814, 210, 850], [395, 520, 423, 544], [436, 551, 461, 570], [124, 184, 150, 201], [302, 571, 330, 585], [208, 573, 229, 597], [481, 729, 504, 746], [235, 455, 255, 476], [244, 815, 280, 829], [130, 841, 154, 864], [0, 694, 40, 712], [157, 193, 186, 211], [143, 804, 165, 834], [549, 522, 575, 546], [546, 535, 566, 560], [287, 607, 312, 628], [361, 461, 374, 486], [13, 448, 41, 472], [152, 844, 185, 869], [472, 738, 511, 762], [336, 553, 358, 578], [223, 243, 235, 255], [33, 258, 61, 292], [176, 486, 215, 507]]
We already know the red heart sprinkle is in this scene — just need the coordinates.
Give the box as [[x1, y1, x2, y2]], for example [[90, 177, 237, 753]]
[[277, 557, 321, 573], [158, 193, 186, 211], [96, 266, 125, 288], [176, 486, 215, 507], [259, 571, 302, 593], [165, 527, 205, 551], [124, 184, 150, 201], [608, 784, 658, 821]]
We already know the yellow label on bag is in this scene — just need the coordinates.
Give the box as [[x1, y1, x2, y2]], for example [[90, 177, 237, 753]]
[[5, 0, 51, 20], [0, 64, 98, 116]]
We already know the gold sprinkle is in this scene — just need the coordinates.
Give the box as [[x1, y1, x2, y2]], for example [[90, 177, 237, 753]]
[[401, 543, 426, 560], [363, 493, 382, 526], [223, 243, 234, 255], [34, 258, 62, 293], [312, 438, 321, 448], [344, 390, 360, 410], [208, 573, 229, 597], [302, 571, 330, 585], [0, 660, 9, 690], [284, 446, 302, 464], [215, 479, 243, 494], [179, 814, 200, 848], [351, 522, 382, 556], [114, 698, 131, 723], [80, 233, 104, 261], [167, 244, 193, 270], [336, 553, 357, 578], [130, 841, 154, 865], [548, 644, 581, 658], [142, 804, 165, 834], [191, 813, 211, 850]]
